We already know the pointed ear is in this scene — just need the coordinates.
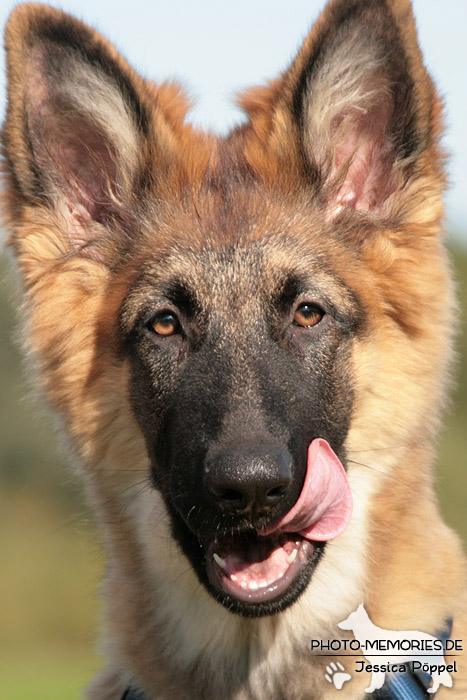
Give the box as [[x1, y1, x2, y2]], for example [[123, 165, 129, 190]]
[[2, 4, 187, 257], [249, 0, 443, 222]]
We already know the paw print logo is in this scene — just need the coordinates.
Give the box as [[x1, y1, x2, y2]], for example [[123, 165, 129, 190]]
[[325, 661, 351, 690]]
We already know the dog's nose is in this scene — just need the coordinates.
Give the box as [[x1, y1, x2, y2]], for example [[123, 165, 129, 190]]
[[204, 449, 292, 515]]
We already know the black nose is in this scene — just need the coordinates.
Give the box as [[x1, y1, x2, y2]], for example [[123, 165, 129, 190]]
[[204, 448, 292, 515]]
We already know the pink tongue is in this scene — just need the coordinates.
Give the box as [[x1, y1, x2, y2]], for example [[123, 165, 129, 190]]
[[261, 438, 353, 541], [223, 540, 293, 586]]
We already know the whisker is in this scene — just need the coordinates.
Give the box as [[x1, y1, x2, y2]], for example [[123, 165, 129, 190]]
[[347, 458, 398, 480], [346, 439, 427, 454]]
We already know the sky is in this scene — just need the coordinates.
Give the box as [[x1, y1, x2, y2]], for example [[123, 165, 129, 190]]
[[0, 0, 465, 240]]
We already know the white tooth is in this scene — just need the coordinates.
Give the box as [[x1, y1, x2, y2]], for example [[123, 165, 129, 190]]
[[230, 574, 238, 582], [287, 549, 298, 564], [259, 580, 268, 588], [249, 581, 259, 591], [213, 553, 227, 570], [241, 581, 248, 589], [277, 572, 284, 579]]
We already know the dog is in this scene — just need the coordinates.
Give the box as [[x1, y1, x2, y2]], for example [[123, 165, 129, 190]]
[[338, 604, 453, 694], [2, 1, 467, 698]]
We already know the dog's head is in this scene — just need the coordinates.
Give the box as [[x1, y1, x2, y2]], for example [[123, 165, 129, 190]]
[[2, 0, 451, 618]]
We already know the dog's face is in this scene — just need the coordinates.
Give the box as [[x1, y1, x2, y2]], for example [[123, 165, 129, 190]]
[[2, 0, 452, 625], [122, 231, 359, 614]]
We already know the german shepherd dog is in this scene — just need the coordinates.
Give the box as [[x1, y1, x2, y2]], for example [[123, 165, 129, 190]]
[[2, 1, 467, 698]]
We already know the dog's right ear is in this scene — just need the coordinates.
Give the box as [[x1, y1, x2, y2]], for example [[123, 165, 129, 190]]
[[240, 0, 443, 230], [2, 4, 190, 261]]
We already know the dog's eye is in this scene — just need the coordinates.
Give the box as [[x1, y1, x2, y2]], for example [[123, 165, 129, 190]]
[[293, 303, 324, 328], [150, 311, 180, 336]]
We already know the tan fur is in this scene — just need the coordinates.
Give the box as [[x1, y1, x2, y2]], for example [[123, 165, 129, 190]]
[[2, 1, 466, 699]]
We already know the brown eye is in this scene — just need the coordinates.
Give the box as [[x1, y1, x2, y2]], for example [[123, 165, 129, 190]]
[[150, 311, 180, 336], [293, 303, 324, 328]]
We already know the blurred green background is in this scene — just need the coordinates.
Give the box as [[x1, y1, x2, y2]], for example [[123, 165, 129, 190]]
[[1, 243, 466, 700], [0, 254, 103, 699]]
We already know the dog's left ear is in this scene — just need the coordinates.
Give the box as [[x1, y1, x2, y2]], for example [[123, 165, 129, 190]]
[[2, 4, 192, 264], [243, 0, 443, 223]]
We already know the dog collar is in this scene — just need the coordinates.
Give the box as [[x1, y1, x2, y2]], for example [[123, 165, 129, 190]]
[[120, 619, 453, 700], [373, 618, 453, 700]]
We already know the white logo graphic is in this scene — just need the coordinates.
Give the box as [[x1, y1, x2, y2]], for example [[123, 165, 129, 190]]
[[325, 661, 351, 690], [338, 604, 453, 694]]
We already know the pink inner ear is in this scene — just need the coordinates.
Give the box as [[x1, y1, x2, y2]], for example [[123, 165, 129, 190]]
[[26, 61, 121, 235], [46, 122, 118, 225], [326, 104, 396, 220], [28, 103, 121, 253]]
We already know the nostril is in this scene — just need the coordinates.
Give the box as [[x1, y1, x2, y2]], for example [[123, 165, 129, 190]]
[[266, 484, 287, 501], [220, 488, 245, 505]]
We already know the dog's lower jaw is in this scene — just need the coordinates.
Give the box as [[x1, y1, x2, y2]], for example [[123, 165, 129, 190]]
[[166, 503, 327, 617]]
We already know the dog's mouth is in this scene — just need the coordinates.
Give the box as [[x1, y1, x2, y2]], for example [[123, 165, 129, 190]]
[[200, 439, 353, 613], [206, 531, 316, 604]]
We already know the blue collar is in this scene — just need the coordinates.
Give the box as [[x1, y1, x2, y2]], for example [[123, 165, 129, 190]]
[[373, 618, 453, 700], [121, 619, 453, 700]]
